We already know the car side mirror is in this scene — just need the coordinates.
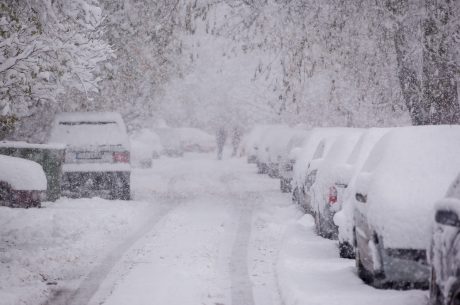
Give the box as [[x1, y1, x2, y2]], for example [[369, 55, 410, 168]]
[[435, 210, 460, 227]]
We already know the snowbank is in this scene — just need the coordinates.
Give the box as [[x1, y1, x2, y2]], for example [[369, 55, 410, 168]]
[[0, 155, 47, 190], [355, 125, 460, 249], [277, 215, 427, 305], [0, 197, 154, 305]]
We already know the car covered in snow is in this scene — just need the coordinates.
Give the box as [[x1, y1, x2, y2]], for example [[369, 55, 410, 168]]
[[279, 130, 310, 193], [430, 173, 460, 305], [255, 125, 288, 174], [292, 128, 352, 214], [243, 125, 274, 164], [333, 128, 390, 258], [155, 127, 215, 157], [310, 129, 363, 239], [353, 126, 460, 289], [49, 112, 131, 200], [130, 128, 163, 168], [0, 155, 47, 208], [266, 127, 301, 178]]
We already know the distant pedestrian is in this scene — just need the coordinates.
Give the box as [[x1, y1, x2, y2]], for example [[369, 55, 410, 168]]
[[216, 127, 227, 160], [231, 127, 242, 157]]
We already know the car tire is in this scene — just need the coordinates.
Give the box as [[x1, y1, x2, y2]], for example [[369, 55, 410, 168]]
[[430, 267, 443, 305], [111, 173, 131, 200], [280, 179, 290, 193], [448, 282, 460, 305], [339, 241, 355, 259]]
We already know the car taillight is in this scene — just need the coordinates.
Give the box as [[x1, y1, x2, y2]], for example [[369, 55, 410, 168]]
[[328, 186, 337, 204], [113, 151, 130, 163]]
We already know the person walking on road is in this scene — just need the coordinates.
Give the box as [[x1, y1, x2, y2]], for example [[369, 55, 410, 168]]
[[216, 127, 227, 160]]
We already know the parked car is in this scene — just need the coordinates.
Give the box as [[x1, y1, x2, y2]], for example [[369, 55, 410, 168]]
[[311, 129, 363, 239], [255, 125, 288, 174], [130, 128, 163, 168], [292, 128, 351, 214], [243, 125, 273, 164], [279, 131, 310, 193], [176, 127, 216, 153], [333, 128, 390, 258], [353, 125, 460, 289], [430, 173, 460, 305], [0, 155, 47, 208], [266, 127, 299, 178], [49, 112, 131, 200]]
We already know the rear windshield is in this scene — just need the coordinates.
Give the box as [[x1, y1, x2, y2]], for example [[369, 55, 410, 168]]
[[50, 121, 127, 147]]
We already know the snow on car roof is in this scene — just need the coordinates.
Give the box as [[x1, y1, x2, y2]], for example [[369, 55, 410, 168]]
[[49, 112, 129, 147], [292, 127, 354, 187], [356, 125, 460, 249], [0, 141, 66, 150], [0, 155, 47, 191]]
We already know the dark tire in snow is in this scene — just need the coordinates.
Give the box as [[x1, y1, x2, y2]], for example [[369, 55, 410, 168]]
[[339, 241, 355, 259], [111, 172, 131, 200], [280, 178, 291, 193]]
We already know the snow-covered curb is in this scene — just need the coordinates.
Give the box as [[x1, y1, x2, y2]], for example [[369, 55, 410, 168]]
[[276, 215, 428, 305]]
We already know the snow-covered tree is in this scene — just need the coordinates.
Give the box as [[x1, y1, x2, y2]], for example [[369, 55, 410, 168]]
[[0, 0, 112, 140]]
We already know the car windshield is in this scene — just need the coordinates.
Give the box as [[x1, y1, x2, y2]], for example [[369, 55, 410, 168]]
[[50, 121, 124, 147]]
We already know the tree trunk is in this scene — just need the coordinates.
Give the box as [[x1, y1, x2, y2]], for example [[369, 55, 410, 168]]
[[422, 0, 459, 124]]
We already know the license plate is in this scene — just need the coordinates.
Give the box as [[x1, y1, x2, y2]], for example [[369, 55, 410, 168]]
[[76, 151, 102, 159]]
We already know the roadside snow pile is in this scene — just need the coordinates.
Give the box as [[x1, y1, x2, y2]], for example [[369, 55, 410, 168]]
[[355, 125, 460, 249], [0, 155, 47, 190], [0, 198, 153, 305], [277, 215, 427, 305]]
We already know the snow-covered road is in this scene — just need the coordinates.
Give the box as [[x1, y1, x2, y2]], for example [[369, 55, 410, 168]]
[[1, 153, 427, 305]]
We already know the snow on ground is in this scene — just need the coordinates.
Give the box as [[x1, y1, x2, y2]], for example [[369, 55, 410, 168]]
[[277, 215, 428, 305], [0, 151, 428, 305]]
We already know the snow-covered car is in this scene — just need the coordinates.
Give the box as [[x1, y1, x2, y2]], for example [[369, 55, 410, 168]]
[[430, 173, 460, 305], [176, 127, 216, 153], [255, 125, 288, 174], [266, 127, 298, 178], [292, 128, 352, 214], [243, 125, 273, 164], [333, 128, 390, 258], [130, 128, 163, 168], [353, 126, 460, 289], [279, 130, 310, 193], [49, 112, 131, 200], [0, 155, 47, 208], [311, 129, 363, 239]]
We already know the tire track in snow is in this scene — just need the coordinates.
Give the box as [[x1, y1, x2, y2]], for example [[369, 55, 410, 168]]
[[230, 203, 256, 305]]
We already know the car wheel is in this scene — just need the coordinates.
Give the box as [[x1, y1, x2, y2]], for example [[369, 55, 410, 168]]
[[430, 267, 443, 305], [111, 173, 131, 200], [280, 179, 290, 193], [448, 283, 460, 305], [339, 241, 355, 259]]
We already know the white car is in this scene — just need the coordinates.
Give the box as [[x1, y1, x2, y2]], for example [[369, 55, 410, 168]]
[[279, 130, 310, 192], [243, 125, 274, 164], [291, 128, 352, 213], [255, 125, 289, 174], [310, 129, 363, 239], [130, 128, 163, 168], [353, 125, 460, 289], [333, 128, 390, 258], [49, 112, 131, 200], [0, 155, 47, 208]]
